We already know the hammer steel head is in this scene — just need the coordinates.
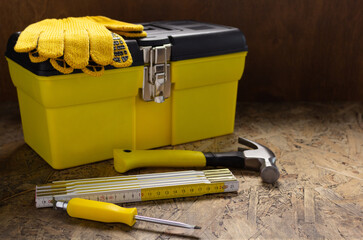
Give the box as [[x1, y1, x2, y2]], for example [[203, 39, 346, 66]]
[[238, 137, 280, 184]]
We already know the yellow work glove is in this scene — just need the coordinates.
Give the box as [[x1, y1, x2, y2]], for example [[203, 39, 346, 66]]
[[87, 16, 147, 38], [14, 17, 135, 76], [49, 31, 131, 76]]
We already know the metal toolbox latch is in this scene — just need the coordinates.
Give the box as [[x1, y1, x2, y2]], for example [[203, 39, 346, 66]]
[[141, 44, 171, 103]]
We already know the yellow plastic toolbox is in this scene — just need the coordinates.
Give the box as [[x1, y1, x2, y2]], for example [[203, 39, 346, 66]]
[[6, 21, 248, 169]]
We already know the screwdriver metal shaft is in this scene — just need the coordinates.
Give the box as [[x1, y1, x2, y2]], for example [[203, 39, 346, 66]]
[[135, 215, 201, 229]]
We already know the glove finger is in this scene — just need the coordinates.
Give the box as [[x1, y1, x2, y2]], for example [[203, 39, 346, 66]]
[[63, 18, 90, 69], [37, 19, 64, 58], [112, 30, 147, 38], [111, 33, 132, 68], [29, 50, 48, 63], [86, 25, 113, 66], [87, 16, 144, 32], [14, 21, 46, 53], [50, 58, 74, 74], [82, 64, 105, 77]]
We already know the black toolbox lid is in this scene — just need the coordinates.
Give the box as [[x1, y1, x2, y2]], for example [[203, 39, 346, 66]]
[[140, 21, 248, 61], [6, 20, 247, 76]]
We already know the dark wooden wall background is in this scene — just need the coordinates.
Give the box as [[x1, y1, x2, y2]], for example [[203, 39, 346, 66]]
[[0, 0, 362, 102]]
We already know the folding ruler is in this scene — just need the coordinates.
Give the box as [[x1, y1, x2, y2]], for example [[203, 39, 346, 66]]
[[36, 168, 239, 208]]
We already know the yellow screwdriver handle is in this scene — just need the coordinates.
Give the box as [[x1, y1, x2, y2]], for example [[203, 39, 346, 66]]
[[113, 149, 206, 173], [66, 198, 137, 226]]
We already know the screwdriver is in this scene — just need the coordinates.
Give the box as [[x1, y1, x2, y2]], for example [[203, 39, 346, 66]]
[[53, 198, 201, 229]]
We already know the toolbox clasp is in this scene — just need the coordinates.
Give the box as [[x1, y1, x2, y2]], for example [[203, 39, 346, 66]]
[[141, 44, 171, 103]]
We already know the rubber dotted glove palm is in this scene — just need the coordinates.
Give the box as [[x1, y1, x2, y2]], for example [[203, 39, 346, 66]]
[[14, 17, 134, 76]]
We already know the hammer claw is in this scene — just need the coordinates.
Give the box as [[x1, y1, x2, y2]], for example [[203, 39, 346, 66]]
[[238, 137, 258, 149]]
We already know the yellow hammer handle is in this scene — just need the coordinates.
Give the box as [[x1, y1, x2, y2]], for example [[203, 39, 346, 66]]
[[113, 149, 206, 173], [67, 198, 137, 226]]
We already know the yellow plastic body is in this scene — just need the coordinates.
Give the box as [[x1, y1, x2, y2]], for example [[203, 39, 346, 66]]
[[114, 149, 206, 173], [67, 198, 137, 226], [6, 51, 247, 169]]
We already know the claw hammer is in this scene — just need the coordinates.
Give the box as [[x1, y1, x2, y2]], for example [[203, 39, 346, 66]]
[[114, 137, 280, 183]]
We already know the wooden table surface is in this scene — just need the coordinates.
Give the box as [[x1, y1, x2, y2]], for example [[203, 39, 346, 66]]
[[0, 102, 362, 239]]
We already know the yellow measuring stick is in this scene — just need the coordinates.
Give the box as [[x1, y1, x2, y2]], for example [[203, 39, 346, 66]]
[[36, 169, 238, 208]]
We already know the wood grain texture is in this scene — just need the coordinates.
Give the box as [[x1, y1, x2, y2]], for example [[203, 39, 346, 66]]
[[303, 187, 315, 223], [0, 0, 363, 101], [1, 101, 362, 239]]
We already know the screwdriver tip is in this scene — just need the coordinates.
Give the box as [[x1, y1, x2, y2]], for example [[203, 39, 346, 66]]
[[194, 226, 202, 229]]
